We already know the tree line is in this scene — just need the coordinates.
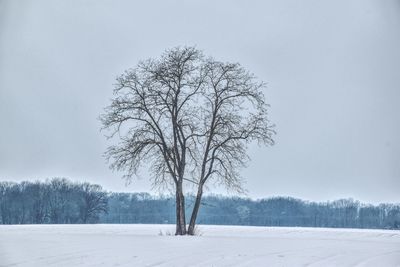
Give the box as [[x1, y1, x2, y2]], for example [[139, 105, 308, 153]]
[[0, 178, 107, 224], [103, 193, 400, 230], [1, 178, 399, 229]]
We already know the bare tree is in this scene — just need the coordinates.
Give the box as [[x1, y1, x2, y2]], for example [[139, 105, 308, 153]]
[[100, 47, 274, 235], [79, 183, 108, 223], [101, 47, 205, 235], [186, 59, 274, 234], [48, 178, 72, 223]]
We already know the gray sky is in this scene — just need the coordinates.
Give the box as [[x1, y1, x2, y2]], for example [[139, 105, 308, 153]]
[[0, 0, 399, 203]]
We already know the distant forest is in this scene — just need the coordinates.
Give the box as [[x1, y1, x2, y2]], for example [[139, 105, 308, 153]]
[[1, 178, 399, 229]]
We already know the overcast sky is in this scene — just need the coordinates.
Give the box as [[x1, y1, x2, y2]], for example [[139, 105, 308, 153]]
[[0, 0, 399, 203]]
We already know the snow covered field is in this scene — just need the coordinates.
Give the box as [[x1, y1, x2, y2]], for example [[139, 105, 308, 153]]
[[0, 224, 399, 267]]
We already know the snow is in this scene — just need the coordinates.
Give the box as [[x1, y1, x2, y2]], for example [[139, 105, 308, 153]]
[[0, 224, 399, 266]]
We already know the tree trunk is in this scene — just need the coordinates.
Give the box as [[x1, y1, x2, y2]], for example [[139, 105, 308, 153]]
[[175, 190, 182, 235], [188, 186, 203, 235], [175, 184, 186, 235]]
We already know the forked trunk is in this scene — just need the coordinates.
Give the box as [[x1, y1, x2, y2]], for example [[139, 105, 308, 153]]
[[188, 186, 203, 235]]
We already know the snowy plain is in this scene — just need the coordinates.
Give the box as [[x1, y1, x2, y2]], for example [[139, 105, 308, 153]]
[[0, 224, 399, 267]]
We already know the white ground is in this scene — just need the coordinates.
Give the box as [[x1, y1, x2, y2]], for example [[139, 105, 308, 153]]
[[0, 224, 399, 267]]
